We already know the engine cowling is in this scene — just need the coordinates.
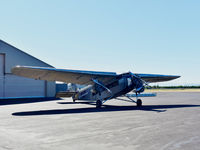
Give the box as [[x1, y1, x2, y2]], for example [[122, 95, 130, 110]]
[[131, 73, 145, 93]]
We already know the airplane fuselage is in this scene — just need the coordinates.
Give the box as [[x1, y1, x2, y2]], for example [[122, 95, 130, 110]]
[[74, 73, 143, 102]]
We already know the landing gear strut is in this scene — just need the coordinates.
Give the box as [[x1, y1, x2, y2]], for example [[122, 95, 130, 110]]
[[96, 100, 102, 108]]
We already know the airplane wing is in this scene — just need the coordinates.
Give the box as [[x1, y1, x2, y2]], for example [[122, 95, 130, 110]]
[[11, 66, 118, 85], [136, 73, 180, 83], [12, 66, 180, 85]]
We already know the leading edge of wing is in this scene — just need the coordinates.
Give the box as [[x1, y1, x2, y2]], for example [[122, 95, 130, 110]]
[[136, 73, 181, 83], [13, 66, 117, 76]]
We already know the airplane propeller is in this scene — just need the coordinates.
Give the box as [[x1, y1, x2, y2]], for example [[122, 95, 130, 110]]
[[130, 72, 147, 93]]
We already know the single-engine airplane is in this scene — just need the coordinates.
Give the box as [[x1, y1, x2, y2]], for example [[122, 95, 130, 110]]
[[12, 66, 180, 108]]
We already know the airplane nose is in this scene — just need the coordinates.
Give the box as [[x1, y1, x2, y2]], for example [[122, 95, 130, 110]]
[[130, 72, 145, 93]]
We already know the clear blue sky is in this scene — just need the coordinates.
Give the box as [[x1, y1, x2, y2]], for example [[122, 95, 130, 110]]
[[0, 0, 200, 85]]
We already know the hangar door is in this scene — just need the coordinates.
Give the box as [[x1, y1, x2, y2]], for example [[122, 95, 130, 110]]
[[4, 74, 46, 98], [0, 53, 46, 98], [0, 54, 4, 97]]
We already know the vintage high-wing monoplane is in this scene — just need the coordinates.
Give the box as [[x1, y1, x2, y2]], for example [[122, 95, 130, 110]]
[[12, 66, 180, 108]]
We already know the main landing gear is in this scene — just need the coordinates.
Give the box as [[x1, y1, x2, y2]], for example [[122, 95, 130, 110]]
[[92, 79, 112, 109], [135, 92, 142, 107], [136, 99, 142, 107], [96, 100, 102, 108], [126, 95, 143, 107], [96, 98, 142, 108]]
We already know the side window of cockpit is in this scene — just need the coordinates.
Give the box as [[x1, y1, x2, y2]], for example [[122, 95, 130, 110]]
[[127, 78, 132, 86]]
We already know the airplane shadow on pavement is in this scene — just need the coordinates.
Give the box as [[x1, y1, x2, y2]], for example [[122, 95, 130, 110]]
[[12, 103, 200, 116], [0, 98, 62, 105]]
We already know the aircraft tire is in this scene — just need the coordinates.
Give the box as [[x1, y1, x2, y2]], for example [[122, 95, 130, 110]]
[[96, 100, 102, 108], [136, 99, 142, 107]]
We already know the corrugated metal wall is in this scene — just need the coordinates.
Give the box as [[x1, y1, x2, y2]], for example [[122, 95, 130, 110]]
[[0, 54, 4, 97], [4, 74, 45, 98], [0, 53, 46, 98]]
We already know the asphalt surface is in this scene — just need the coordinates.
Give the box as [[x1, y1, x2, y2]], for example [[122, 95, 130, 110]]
[[0, 92, 200, 150]]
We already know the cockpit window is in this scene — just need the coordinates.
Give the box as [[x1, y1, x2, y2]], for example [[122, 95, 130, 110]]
[[127, 78, 132, 86]]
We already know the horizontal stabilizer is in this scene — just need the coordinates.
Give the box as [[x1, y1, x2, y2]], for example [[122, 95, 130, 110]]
[[126, 93, 157, 97], [56, 91, 77, 98]]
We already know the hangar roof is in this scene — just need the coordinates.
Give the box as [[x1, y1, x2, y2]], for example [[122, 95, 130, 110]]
[[0, 39, 54, 68]]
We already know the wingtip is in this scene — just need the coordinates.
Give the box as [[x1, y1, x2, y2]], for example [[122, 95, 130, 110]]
[[170, 75, 181, 81], [175, 75, 181, 79], [12, 65, 22, 70], [11, 65, 23, 75]]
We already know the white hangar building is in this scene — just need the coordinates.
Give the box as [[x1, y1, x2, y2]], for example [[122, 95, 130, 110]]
[[0, 40, 56, 99]]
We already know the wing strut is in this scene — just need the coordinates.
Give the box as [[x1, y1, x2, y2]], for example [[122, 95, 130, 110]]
[[92, 79, 113, 108]]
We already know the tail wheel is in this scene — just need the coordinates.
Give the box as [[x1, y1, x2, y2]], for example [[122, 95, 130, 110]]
[[136, 99, 142, 107], [96, 100, 102, 108]]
